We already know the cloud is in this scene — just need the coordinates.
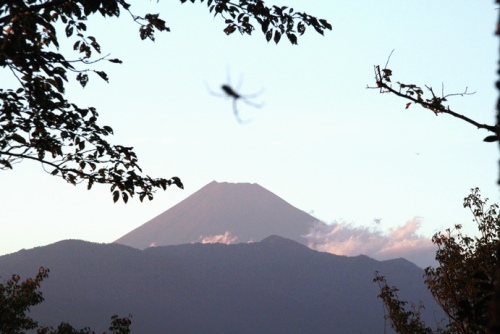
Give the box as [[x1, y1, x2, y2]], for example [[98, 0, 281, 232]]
[[303, 217, 437, 268], [197, 231, 238, 245]]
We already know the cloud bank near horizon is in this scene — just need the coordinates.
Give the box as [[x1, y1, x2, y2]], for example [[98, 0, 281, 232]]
[[304, 217, 437, 268], [194, 217, 437, 268]]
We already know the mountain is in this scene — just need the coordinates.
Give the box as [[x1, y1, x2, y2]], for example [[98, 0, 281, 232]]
[[0, 237, 445, 333], [115, 181, 319, 248]]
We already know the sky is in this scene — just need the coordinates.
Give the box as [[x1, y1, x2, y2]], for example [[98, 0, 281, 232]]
[[1, 1, 498, 267]]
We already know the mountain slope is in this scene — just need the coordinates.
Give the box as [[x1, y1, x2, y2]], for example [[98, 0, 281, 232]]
[[115, 181, 318, 248], [0, 238, 444, 333]]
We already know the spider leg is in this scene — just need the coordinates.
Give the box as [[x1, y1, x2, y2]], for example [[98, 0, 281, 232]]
[[240, 87, 265, 100], [240, 97, 264, 109], [232, 99, 250, 124], [205, 82, 227, 98], [239, 87, 265, 108]]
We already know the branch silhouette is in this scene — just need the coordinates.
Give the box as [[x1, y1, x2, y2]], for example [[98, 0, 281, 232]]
[[368, 62, 498, 142]]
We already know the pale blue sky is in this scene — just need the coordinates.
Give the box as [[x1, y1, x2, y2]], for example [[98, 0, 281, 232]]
[[0, 1, 497, 261]]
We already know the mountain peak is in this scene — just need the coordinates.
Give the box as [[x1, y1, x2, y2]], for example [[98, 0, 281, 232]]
[[114, 181, 318, 249]]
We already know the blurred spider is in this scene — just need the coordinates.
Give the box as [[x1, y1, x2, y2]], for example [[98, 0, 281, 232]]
[[207, 73, 264, 123]]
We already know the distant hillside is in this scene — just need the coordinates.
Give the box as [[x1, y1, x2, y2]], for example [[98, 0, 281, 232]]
[[0, 237, 445, 333], [115, 181, 319, 248]]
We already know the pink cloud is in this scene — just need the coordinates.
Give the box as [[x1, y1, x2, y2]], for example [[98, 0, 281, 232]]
[[197, 231, 238, 245], [304, 217, 437, 268]]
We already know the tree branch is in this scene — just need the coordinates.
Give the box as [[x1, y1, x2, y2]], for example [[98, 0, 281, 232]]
[[369, 65, 497, 134]]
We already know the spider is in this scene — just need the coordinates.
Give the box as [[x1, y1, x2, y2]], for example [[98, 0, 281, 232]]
[[207, 73, 264, 123]]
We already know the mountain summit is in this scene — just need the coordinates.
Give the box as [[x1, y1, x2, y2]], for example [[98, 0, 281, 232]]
[[115, 181, 318, 249]]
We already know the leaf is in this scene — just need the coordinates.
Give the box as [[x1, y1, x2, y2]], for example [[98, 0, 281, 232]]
[[171, 176, 184, 189], [94, 71, 109, 83], [483, 135, 498, 142], [405, 102, 411, 109], [286, 33, 298, 45], [113, 190, 120, 203], [224, 25, 236, 35], [319, 19, 332, 30], [65, 25, 73, 37], [297, 22, 305, 35], [382, 69, 392, 76], [261, 19, 270, 33], [103, 125, 114, 134], [76, 73, 89, 88], [265, 30, 272, 42], [108, 58, 123, 64], [274, 31, 281, 44], [10, 133, 27, 144], [313, 25, 324, 36], [122, 192, 129, 203]]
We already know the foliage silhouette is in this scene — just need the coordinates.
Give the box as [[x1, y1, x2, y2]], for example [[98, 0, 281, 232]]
[[0, 267, 132, 333], [374, 188, 498, 334], [0, 0, 331, 202]]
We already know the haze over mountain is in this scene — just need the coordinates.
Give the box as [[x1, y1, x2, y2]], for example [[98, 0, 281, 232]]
[[115, 181, 319, 248], [0, 237, 445, 333]]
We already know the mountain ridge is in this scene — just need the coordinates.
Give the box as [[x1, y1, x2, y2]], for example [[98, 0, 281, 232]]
[[0, 237, 443, 333]]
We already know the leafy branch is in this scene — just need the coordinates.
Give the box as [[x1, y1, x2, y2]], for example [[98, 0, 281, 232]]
[[181, 0, 332, 45], [0, 0, 330, 202]]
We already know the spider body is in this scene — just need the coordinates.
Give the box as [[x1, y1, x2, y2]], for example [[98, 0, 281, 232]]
[[221, 84, 241, 99], [207, 74, 264, 123]]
